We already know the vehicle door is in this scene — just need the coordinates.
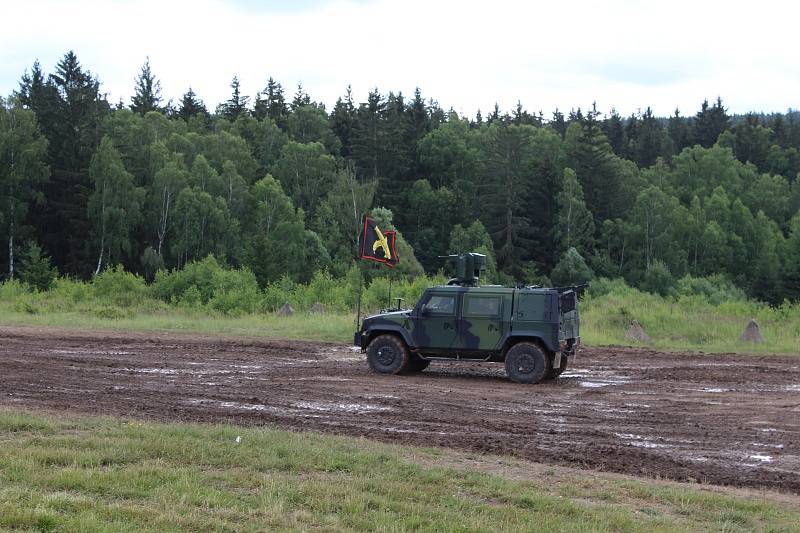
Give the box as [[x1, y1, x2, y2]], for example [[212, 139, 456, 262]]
[[458, 292, 507, 351], [413, 291, 459, 350]]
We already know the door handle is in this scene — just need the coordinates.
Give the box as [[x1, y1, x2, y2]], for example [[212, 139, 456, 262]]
[[443, 322, 451, 330]]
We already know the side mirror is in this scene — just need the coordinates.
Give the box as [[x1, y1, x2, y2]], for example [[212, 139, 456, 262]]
[[419, 304, 429, 315]]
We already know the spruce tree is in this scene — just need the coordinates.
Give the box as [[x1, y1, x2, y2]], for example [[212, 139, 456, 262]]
[[177, 87, 209, 122], [130, 57, 163, 115], [331, 86, 356, 157], [220, 76, 249, 120], [693, 97, 729, 147]]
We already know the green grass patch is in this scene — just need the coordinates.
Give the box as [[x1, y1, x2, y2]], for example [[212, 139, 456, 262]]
[[582, 283, 800, 354], [2, 272, 800, 353], [0, 409, 797, 532]]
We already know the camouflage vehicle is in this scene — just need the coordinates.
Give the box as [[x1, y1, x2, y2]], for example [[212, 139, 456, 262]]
[[354, 253, 582, 384]]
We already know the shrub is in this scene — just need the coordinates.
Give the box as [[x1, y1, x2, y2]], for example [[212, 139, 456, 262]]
[[208, 268, 261, 315], [551, 247, 593, 287], [18, 242, 58, 292], [676, 274, 746, 304], [93, 266, 147, 307], [0, 279, 27, 300], [262, 275, 296, 312], [640, 260, 675, 297], [152, 255, 225, 304]]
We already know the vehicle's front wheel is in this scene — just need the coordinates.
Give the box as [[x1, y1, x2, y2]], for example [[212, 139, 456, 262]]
[[504, 342, 551, 384], [366, 334, 410, 374]]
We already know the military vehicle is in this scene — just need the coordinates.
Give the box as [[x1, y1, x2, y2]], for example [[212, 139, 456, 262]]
[[354, 253, 583, 384]]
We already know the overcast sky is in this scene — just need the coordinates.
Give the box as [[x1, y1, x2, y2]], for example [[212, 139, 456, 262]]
[[2, 0, 798, 118]]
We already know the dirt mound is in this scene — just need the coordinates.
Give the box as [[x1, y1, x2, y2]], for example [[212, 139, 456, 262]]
[[310, 302, 326, 314], [624, 320, 651, 343], [277, 302, 294, 317], [740, 318, 763, 343], [1, 326, 799, 492]]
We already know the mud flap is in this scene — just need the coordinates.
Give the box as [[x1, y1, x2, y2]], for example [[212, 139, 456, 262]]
[[553, 351, 562, 369]]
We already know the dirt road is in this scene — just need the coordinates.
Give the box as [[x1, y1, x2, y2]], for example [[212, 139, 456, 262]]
[[1, 326, 798, 491]]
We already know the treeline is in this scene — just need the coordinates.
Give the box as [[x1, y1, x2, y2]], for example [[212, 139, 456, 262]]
[[2, 51, 800, 303]]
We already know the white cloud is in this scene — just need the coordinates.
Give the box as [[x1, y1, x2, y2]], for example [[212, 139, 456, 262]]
[[2, 0, 798, 117]]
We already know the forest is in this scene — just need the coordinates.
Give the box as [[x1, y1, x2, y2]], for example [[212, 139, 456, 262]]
[[2, 51, 800, 304]]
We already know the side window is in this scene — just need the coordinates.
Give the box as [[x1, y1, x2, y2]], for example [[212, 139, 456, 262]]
[[517, 293, 546, 321], [425, 295, 455, 315], [463, 295, 502, 317]]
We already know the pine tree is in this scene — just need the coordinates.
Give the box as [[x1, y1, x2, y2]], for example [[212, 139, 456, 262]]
[[130, 57, 163, 115], [603, 109, 625, 155], [18, 242, 57, 291], [693, 97, 729, 147], [291, 82, 311, 109], [220, 76, 249, 120], [667, 108, 691, 154], [331, 86, 356, 157], [634, 107, 664, 168], [28, 51, 109, 275], [177, 87, 209, 122], [351, 88, 386, 181], [253, 77, 288, 128], [551, 109, 567, 139]]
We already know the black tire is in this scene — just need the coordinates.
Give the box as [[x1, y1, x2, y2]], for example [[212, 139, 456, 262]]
[[504, 342, 551, 384], [366, 334, 410, 374], [406, 354, 431, 373], [544, 354, 568, 380]]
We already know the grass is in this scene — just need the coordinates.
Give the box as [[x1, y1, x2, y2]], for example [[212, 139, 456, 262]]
[[581, 288, 800, 354], [2, 275, 799, 354], [0, 409, 798, 532], [0, 305, 355, 343]]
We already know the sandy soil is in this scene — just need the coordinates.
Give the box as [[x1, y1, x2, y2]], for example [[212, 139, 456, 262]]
[[1, 326, 798, 491]]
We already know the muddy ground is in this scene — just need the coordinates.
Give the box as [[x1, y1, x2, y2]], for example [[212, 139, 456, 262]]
[[1, 326, 799, 491]]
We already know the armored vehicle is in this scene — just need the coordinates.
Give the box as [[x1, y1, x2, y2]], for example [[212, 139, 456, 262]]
[[354, 253, 582, 384]]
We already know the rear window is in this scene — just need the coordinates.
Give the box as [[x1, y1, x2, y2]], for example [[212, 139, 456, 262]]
[[464, 295, 501, 317], [517, 293, 546, 321]]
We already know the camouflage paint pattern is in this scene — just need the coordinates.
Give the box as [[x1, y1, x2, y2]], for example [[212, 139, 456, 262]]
[[356, 285, 578, 359]]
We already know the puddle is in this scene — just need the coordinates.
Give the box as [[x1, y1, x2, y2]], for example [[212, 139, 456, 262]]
[[747, 454, 773, 463], [124, 368, 178, 375], [701, 387, 733, 393], [750, 442, 784, 449], [291, 376, 352, 382], [615, 432, 672, 449], [785, 385, 800, 392], [293, 401, 391, 414], [230, 364, 262, 370]]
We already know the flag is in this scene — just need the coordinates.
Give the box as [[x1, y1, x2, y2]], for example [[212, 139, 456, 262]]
[[359, 216, 399, 267]]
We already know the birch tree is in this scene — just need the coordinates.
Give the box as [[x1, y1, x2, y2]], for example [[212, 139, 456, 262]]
[[0, 101, 49, 279], [88, 136, 144, 275]]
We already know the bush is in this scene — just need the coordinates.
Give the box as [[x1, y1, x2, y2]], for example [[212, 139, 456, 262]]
[[586, 277, 629, 298], [18, 242, 57, 292], [551, 247, 593, 287], [640, 260, 675, 297], [676, 274, 746, 304], [208, 268, 261, 315], [152, 255, 225, 304], [262, 275, 296, 312], [93, 266, 148, 307]]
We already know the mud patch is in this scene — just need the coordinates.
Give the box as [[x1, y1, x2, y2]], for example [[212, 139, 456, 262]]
[[1, 326, 800, 492]]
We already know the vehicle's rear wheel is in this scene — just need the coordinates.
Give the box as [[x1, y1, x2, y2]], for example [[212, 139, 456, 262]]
[[366, 334, 410, 374], [504, 342, 551, 384], [544, 354, 568, 380], [406, 354, 430, 373]]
